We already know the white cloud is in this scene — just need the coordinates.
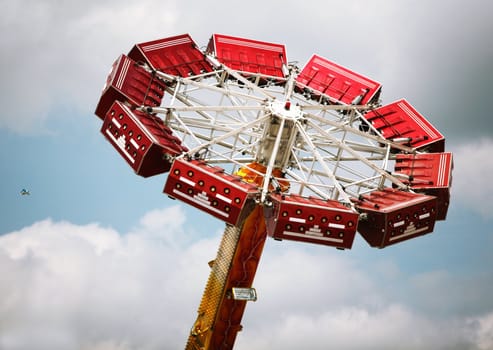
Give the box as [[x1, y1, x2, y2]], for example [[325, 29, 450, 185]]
[[237, 305, 477, 350], [0, 206, 491, 350], [0, 206, 218, 350], [450, 138, 493, 218], [469, 312, 493, 350]]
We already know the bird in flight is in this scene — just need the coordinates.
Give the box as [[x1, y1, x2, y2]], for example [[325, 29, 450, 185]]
[[20, 189, 30, 195]]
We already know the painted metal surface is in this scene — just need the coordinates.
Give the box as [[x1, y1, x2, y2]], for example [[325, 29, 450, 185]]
[[394, 152, 453, 220], [207, 34, 287, 78], [354, 188, 438, 248], [95, 54, 165, 120], [363, 99, 445, 152], [164, 159, 259, 226], [128, 33, 213, 77], [265, 193, 359, 249], [296, 54, 382, 105], [101, 101, 186, 177]]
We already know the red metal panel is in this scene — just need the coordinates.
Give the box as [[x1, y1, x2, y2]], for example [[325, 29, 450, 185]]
[[264, 194, 359, 249], [363, 99, 445, 152], [163, 159, 260, 226], [354, 188, 437, 248], [296, 54, 382, 105], [207, 34, 287, 78], [101, 101, 186, 177], [95, 54, 166, 120], [394, 152, 453, 220], [128, 34, 213, 77]]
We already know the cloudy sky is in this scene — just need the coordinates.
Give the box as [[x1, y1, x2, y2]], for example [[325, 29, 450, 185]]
[[1, 0, 493, 349]]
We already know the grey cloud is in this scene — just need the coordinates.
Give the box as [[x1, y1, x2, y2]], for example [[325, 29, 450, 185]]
[[450, 138, 493, 218], [0, 0, 180, 134], [2, 0, 492, 141]]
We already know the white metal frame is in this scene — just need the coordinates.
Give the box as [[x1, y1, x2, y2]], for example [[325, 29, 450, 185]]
[[141, 58, 413, 207]]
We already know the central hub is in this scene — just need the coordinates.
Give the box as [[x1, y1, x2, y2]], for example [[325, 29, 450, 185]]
[[256, 100, 303, 169], [268, 100, 302, 121]]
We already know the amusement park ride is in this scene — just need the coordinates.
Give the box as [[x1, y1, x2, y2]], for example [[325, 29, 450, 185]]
[[94, 33, 453, 349]]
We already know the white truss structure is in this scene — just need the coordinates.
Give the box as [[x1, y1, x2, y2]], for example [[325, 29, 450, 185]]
[[143, 59, 413, 206]]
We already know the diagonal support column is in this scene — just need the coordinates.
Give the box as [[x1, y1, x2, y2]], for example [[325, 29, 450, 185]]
[[186, 206, 267, 350]]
